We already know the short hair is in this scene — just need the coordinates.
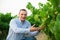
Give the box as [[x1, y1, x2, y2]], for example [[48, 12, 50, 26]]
[[20, 9, 27, 11], [19, 9, 27, 14]]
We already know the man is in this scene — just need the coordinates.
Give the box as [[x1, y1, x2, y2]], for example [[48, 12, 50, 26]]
[[6, 9, 42, 40]]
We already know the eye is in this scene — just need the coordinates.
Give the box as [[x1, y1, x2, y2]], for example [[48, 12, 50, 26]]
[[21, 14, 23, 15], [24, 14, 27, 16]]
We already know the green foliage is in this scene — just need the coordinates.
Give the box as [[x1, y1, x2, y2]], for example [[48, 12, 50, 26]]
[[26, 2, 42, 27], [48, 0, 60, 12], [0, 12, 17, 40], [0, 13, 12, 30], [53, 14, 60, 40], [0, 12, 13, 40], [26, 0, 60, 40]]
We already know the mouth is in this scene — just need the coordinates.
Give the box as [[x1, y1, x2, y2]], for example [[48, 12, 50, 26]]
[[22, 17, 26, 19], [20, 18, 25, 20]]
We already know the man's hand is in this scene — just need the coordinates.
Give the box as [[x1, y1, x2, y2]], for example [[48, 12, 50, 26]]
[[30, 24, 46, 32], [30, 24, 37, 32]]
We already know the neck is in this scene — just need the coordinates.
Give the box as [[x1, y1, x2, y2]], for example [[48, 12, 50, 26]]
[[21, 20, 25, 22]]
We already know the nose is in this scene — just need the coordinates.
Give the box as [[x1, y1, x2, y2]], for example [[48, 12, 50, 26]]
[[22, 14, 26, 18]]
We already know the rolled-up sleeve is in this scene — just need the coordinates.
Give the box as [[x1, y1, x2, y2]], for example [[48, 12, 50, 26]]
[[29, 31, 39, 36], [9, 19, 30, 34]]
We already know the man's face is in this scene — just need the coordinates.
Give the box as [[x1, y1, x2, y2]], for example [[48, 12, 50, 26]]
[[19, 11, 27, 21]]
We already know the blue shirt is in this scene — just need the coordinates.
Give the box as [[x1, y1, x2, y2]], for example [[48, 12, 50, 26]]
[[6, 18, 38, 40]]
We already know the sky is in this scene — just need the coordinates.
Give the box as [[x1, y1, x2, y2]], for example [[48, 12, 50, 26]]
[[0, 0, 47, 16]]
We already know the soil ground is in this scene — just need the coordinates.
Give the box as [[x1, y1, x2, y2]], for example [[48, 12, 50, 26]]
[[35, 32, 49, 40]]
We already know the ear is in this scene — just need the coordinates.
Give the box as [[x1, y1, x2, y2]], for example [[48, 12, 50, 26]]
[[18, 13, 20, 17], [19, 10, 20, 14]]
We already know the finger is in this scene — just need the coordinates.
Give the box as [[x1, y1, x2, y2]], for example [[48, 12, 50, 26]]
[[32, 24, 35, 27]]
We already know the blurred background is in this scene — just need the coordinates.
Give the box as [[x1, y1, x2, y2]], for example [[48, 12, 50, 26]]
[[0, 0, 60, 40]]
